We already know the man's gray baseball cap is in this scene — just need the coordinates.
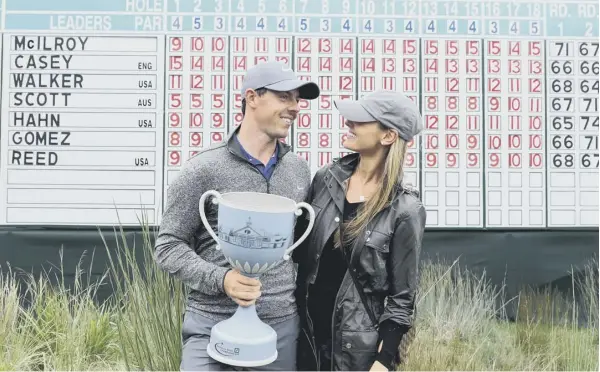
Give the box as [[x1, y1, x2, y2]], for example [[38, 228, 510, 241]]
[[241, 61, 320, 100], [334, 90, 423, 142]]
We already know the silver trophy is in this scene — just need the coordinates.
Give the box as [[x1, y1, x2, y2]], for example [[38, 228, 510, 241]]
[[199, 190, 315, 367]]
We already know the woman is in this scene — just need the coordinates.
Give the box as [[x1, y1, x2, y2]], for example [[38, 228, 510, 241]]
[[293, 90, 427, 371]]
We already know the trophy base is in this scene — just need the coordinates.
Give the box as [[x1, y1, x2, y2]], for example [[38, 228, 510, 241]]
[[207, 304, 278, 367]]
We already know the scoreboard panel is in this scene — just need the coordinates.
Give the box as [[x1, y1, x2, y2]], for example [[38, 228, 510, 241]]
[[421, 38, 484, 228], [484, 39, 546, 228], [294, 36, 356, 175], [546, 40, 599, 226], [0, 0, 596, 229], [164, 34, 230, 190]]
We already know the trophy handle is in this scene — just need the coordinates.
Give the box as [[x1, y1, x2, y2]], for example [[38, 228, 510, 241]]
[[199, 190, 221, 250], [283, 202, 315, 261]]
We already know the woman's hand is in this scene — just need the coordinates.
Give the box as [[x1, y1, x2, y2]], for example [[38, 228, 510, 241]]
[[369, 360, 389, 371], [370, 341, 389, 371]]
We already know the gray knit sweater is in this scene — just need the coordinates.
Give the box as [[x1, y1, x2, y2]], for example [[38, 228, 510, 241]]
[[154, 129, 311, 325]]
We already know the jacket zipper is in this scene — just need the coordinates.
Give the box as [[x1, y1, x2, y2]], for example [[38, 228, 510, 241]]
[[307, 221, 343, 371], [304, 295, 319, 369], [305, 222, 337, 371], [304, 231, 320, 370], [330, 273, 346, 371]]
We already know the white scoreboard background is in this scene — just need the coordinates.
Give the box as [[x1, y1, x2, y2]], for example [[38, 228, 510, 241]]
[[0, 0, 597, 229]]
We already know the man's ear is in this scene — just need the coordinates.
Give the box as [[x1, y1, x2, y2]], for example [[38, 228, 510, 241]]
[[245, 89, 260, 108]]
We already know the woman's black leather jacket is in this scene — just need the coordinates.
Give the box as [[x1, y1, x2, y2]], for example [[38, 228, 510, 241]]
[[293, 153, 426, 371]]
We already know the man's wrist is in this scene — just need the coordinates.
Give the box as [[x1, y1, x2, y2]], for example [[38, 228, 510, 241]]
[[217, 267, 232, 294]]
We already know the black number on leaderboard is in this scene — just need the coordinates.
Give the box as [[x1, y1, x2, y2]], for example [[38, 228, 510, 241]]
[[581, 116, 599, 131], [554, 42, 600, 58], [578, 42, 600, 57], [551, 97, 574, 112], [552, 116, 574, 130], [550, 79, 572, 93], [580, 79, 599, 94], [581, 153, 599, 168], [550, 61, 573, 75], [579, 61, 599, 75], [581, 97, 598, 112]]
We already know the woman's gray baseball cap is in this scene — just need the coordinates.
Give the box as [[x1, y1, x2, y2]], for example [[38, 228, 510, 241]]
[[334, 90, 423, 142], [241, 61, 320, 100]]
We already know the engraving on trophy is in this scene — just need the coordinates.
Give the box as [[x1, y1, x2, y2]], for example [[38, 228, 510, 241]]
[[215, 343, 240, 357], [218, 217, 289, 249]]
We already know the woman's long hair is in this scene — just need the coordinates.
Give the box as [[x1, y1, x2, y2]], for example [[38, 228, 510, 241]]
[[334, 125, 408, 249]]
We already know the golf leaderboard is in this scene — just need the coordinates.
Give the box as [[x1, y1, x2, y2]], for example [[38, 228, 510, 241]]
[[0, 0, 596, 230]]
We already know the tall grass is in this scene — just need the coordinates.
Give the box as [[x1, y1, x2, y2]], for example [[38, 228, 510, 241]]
[[0, 218, 597, 371], [401, 257, 599, 371], [98, 213, 186, 371], [0, 252, 118, 370]]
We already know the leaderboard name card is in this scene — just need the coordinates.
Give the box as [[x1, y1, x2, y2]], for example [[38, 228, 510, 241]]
[[0, 34, 165, 226]]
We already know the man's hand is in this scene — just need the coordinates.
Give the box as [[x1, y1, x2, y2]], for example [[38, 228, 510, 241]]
[[223, 269, 262, 307]]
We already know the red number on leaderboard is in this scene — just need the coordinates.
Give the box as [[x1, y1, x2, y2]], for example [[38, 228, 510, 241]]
[[319, 133, 331, 148], [170, 94, 181, 109], [468, 153, 479, 168], [191, 37, 204, 51], [191, 94, 203, 108], [298, 133, 310, 147], [170, 37, 183, 52], [297, 114, 311, 128], [190, 113, 203, 128], [446, 153, 458, 168], [191, 75, 204, 89], [170, 56, 182, 70], [169, 131, 181, 146], [211, 132, 224, 143], [489, 153, 500, 167], [169, 151, 181, 166], [190, 132, 203, 147], [169, 112, 181, 127], [467, 134, 479, 149], [426, 153, 438, 167], [405, 153, 415, 167], [212, 113, 224, 128]]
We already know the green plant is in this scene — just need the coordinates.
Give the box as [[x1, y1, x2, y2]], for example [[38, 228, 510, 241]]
[[0, 215, 597, 371]]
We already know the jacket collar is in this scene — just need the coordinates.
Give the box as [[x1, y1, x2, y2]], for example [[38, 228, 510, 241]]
[[324, 153, 360, 213], [329, 153, 360, 185], [226, 125, 292, 162]]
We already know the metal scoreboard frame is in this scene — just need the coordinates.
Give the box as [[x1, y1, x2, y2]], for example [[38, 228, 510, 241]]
[[0, 0, 597, 231]]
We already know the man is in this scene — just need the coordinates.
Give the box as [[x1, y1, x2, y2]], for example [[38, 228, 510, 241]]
[[154, 60, 320, 371]]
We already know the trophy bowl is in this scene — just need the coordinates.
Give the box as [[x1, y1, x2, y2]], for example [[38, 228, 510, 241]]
[[198, 190, 315, 367]]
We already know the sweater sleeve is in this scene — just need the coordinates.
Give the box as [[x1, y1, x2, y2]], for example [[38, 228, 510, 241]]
[[153, 160, 230, 295]]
